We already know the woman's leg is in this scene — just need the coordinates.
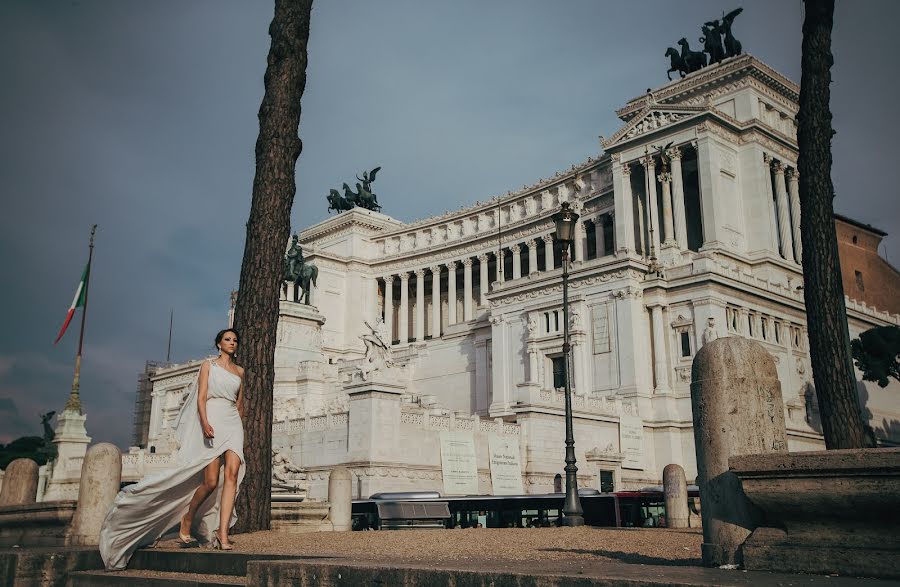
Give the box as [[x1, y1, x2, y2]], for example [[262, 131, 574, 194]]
[[217, 450, 241, 543], [180, 457, 221, 536]]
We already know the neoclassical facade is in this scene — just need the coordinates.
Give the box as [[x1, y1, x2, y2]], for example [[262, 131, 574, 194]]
[[129, 55, 899, 501]]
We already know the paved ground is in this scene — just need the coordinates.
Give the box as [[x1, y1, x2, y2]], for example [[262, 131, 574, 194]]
[[164, 526, 704, 566]]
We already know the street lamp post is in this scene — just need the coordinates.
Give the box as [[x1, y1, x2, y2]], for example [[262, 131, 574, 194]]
[[551, 201, 584, 527]]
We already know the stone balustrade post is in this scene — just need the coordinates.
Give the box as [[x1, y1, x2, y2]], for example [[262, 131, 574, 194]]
[[663, 463, 689, 529], [327, 467, 352, 532]]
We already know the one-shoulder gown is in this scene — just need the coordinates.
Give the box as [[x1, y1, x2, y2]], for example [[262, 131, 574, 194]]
[[100, 360, 245, 570]]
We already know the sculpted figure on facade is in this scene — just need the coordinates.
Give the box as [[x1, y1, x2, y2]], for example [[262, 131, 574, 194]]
[[359, 319, 394, 381], [701, 317, 719, 346], [272, 447, 306, 493]]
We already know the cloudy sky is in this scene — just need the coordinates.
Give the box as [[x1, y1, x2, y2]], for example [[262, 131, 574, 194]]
[[1, 1, 897, 448]]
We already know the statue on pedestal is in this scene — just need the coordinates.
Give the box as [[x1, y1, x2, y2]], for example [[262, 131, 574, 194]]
[[271, 447, 306, 493], [282, 234, 318, 305], [701, 317, 719, 347], [358, 319, 393, 381]]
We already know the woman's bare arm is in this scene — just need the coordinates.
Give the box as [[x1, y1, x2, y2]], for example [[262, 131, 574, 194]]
[[236, 366, 245, 420], [197, 361, 214, 438]]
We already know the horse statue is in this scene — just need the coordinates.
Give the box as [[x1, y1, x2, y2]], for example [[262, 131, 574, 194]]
[[665, 47, 688, 80], [721, 8, 743, 58], [677, 38, 707, 74], [700, 23, 725, 65], [327, 189, 353, 214], [342, 182, 381, 212], [282, 235, 318, 305]]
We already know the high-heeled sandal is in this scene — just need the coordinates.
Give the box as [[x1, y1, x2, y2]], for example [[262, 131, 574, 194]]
[[177, 517, 198, 548], [212, 534, 234, 551]]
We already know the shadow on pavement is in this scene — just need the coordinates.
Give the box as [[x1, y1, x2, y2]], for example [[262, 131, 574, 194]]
[[539, 547, 701, 567]]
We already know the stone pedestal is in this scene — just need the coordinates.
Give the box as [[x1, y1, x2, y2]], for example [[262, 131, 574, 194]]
[[346, 376, 405, 463], [43, 408, 91, 502], [690, 337, 787, 567], [271, 496, 333, 533], [731, 448, 900, 580]]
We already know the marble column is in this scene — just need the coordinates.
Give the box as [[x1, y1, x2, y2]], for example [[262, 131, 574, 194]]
[[526, 239, 539, 274], [398, 272, 410, 344], [636, 188, 647, 255], [574, 220, 585, 262], [669, 148, 689, 250], [650, 304, 671, 393], [643, 157, 661, 256], [495, 250, 505, 283], [414, 269, 425, 341], [659, 171, 676, 247], [511, 244, 522, 279], [430, 266, 441, 338], [763, 154, 780, 252], [787, 168, 802, 262], [595, 215, 606, 257], [542, 235, 555, 271], [383, 275, 394, 344], [613, 161, 635, 254], [773, 161, 795, 262], [463, 258, 474, 321], [447, 261, 458, 325], [478, 254, 489, 306]]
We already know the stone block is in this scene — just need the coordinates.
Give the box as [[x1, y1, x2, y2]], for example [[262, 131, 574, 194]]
[[731, 447, 900, 579], [663, 463, 689, 528], [328, 467, 352, 531], [0, 500, 76, 547], [0, 459, 39, 507], [68, 442, 122, 546], [690, 336, 787, 567]]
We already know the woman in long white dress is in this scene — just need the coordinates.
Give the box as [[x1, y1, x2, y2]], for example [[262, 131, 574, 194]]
[[100, 328, 245, 570]]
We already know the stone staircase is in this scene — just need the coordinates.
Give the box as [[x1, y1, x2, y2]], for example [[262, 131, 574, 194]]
[[67, 550, 299, 586]]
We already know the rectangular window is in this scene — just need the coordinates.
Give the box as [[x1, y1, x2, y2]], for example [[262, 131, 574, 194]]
[[599, 470, 615, 493], [552, 356, 567, 389], [680, 332, 692, 358], [855, 270, 865, 292]]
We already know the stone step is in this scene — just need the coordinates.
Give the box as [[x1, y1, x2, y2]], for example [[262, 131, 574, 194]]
[[69, 569, 245, 586], [128, 548, 300, 576]]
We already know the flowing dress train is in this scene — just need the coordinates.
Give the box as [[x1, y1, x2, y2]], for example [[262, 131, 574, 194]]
[[99, 360, 245, 570]]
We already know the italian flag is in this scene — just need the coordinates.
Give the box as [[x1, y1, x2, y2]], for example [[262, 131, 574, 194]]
[[54, 263, 89, 344]]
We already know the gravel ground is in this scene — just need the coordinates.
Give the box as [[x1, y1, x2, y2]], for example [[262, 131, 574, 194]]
[[163, 527, 702, 567]]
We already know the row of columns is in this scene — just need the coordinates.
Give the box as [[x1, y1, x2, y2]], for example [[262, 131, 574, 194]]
[[620, 147, 690, 257], [766, 155, 802, 263]]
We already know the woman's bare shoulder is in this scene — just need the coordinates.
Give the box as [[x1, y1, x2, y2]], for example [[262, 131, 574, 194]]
[[199, 360, 211, 374], [237, 365, 245, 377]]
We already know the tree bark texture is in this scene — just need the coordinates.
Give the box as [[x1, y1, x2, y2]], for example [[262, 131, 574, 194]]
[[232, 0, 313, 532], [798, 0, 868, 449]]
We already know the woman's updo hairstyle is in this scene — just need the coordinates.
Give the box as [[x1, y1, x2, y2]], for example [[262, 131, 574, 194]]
[[214, 328, 240, 350]]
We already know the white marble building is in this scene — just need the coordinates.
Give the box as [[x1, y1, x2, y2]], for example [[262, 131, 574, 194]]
[[127, 54, 899, 502]]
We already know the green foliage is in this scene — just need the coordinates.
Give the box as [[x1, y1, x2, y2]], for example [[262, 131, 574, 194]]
[[0, 436, 50, 470], [851, 325, 900, 388]]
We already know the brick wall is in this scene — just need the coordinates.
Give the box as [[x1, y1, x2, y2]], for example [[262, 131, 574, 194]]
[[834, 215, 900, 316]]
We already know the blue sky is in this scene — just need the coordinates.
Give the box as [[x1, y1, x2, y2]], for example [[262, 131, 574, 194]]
[[1, 0, 897, 448]]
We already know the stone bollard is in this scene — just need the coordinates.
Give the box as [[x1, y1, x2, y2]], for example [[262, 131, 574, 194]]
[[327, 467, 352, 532], [68, 443, 122, 546], [663, 464, 689, 529], [0, 458, 39, 507], [690, 337, 787, 567]]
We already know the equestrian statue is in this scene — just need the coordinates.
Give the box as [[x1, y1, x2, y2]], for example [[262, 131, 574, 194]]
[[283, 234, 318, 305]]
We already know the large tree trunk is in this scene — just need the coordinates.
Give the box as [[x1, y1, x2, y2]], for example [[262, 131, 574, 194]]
[[233, 0, 313, 532], [798, 0, 868, 449]]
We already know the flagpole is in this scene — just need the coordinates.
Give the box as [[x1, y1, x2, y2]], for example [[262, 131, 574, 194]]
[[65, 224, 97, 414]]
